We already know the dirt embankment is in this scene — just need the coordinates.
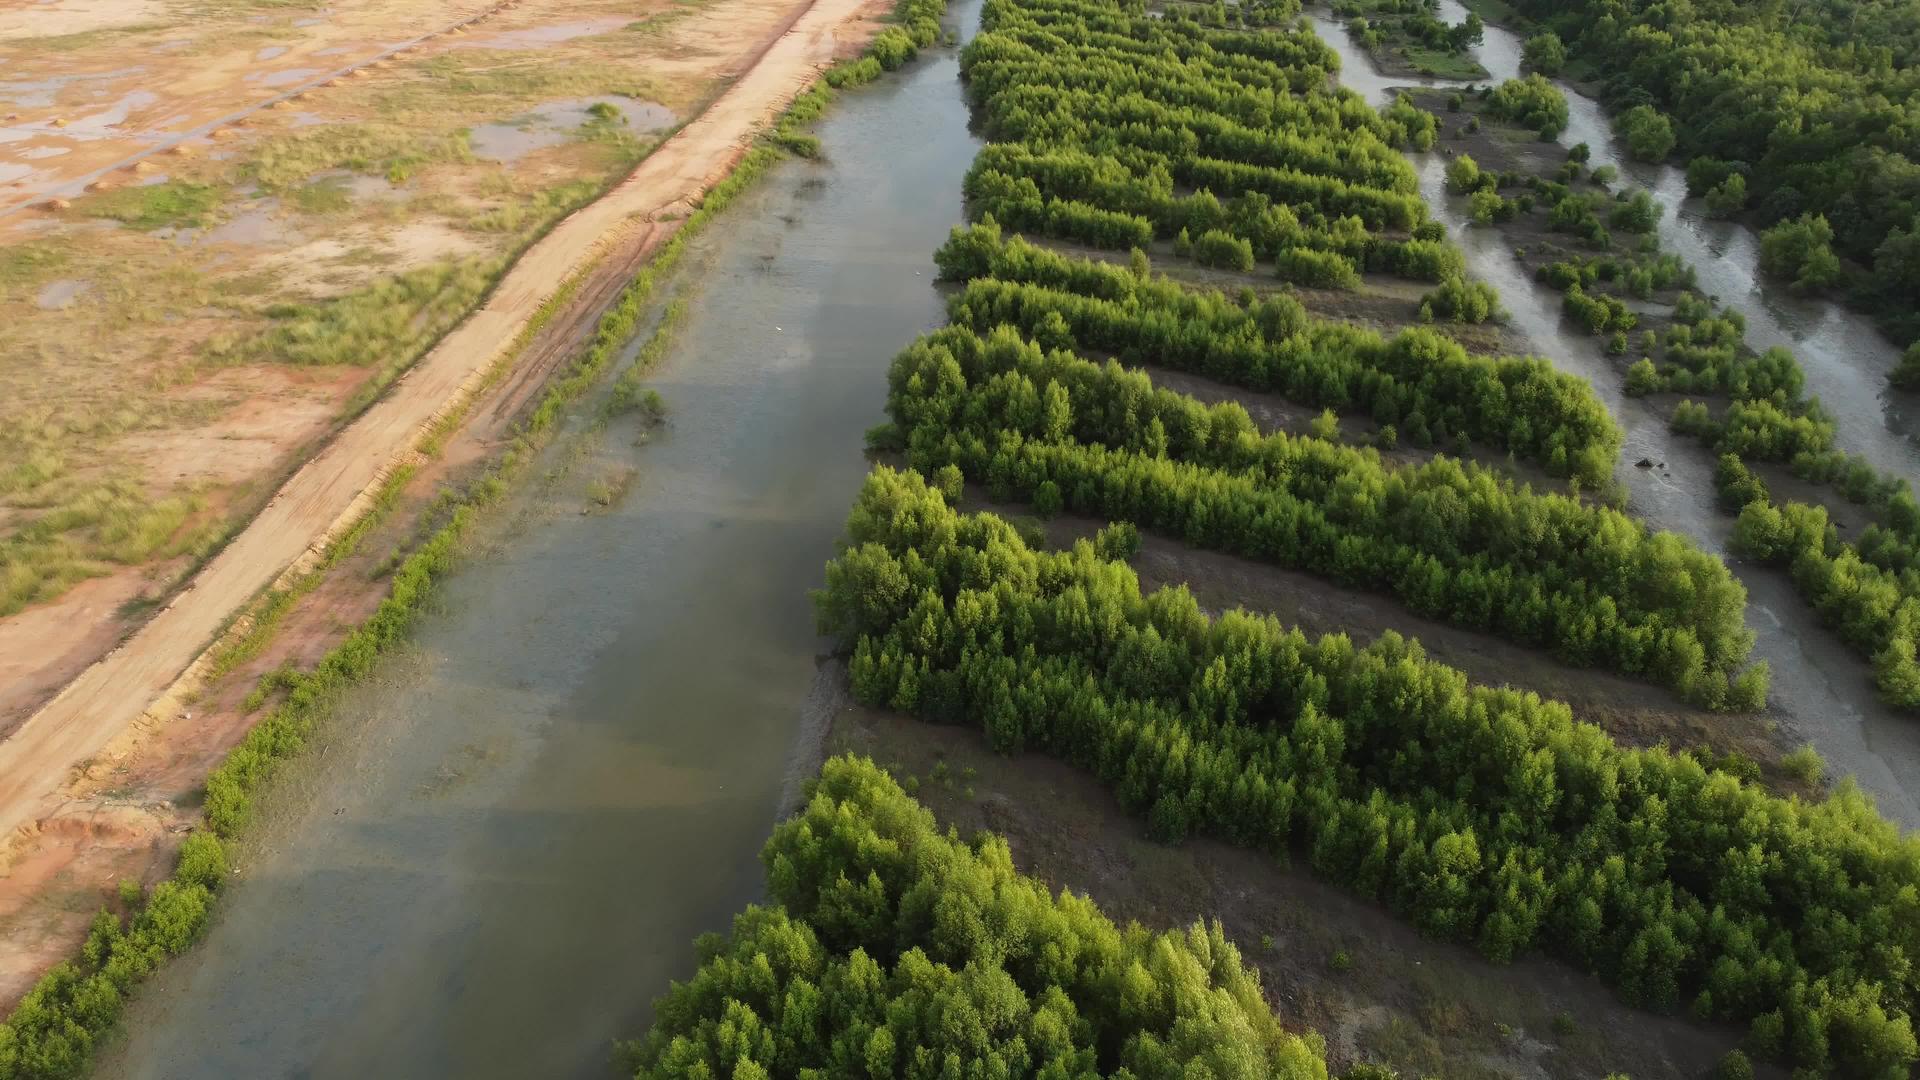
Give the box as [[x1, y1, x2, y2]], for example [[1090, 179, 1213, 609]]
[[0, 0, 885, 1007]]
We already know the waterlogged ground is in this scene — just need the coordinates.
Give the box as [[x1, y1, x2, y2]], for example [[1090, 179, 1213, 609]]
[[88, 10, 983, 1075], [80, 4, 1920, 1077], [1304, 4, 1920, 830], [1314, 1, 1917, 474]]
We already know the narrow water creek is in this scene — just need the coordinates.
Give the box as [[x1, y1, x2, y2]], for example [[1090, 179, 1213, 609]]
[[1313, 3, 1920, 480], [90, 6, 983, 1076], [1305, 7, 1920, 827]]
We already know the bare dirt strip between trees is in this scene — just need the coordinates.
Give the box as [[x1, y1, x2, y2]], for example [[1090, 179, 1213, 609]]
[[0, 0, 871, 847]]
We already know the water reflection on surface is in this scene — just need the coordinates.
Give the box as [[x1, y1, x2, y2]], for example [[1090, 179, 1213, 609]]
[[92, 3, 985, 1076], [1310, 6, 1920, 826]]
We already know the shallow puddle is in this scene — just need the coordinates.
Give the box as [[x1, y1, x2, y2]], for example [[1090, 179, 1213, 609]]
[[468, 96, 674, 163], [194, 200, 296, 247], [58, 89, 158, 138], [457, 17, 631, 49], [32, 277, 88, 309], [252, 67, 322, 89]]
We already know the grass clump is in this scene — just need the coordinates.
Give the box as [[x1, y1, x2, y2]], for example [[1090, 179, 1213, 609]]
[[243, 123, 471, 191], [607, 299, 688, 415], [0, 445, 64, 496], [215, 257, 496, 371], [78, 182, 222, 231], [0, 245, 70, 299], [1782, 743, 1826, 785], [466, 178, 600, 234], [1, 480, 214, 616]]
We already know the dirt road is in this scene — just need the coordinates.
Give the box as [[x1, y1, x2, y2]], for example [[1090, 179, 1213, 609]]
[[0, 0, 869, 844]]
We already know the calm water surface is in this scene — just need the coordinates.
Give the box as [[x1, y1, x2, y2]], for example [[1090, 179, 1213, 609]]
[[1305, 6, 1920, 826], [93, 5, 983, 1075]]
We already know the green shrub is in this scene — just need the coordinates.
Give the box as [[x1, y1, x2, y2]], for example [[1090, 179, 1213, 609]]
[[1191, 228, 1255, 271], [1617, 105, 1676, 161], [1487, 75, 1568, 138], [621, 756, 1331, 1078], [1782, 744, 1825, 785], [1759, 214, 1843, 292], [1891, 341, 1920, 391]]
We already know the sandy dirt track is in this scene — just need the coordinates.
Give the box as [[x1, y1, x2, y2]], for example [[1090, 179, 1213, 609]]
[[0, 0, 868, 843]]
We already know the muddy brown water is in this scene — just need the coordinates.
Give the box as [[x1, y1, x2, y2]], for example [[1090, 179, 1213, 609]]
[[1307, 8, 1920, 828], [88, 4, 983, 1075]]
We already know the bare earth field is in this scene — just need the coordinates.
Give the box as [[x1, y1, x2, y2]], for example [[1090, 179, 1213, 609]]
[[0, 0, 885, 1008], [0, 0, 827, 727]]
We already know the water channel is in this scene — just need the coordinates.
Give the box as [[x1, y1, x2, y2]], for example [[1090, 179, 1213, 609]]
[[1315, 1, 1920, 481], [86, 6, 1920, 1076], [91, 4, 983, 1074], [1303, 5, 1920, 827]]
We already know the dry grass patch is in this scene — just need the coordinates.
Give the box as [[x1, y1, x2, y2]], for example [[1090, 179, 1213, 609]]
[[243, 124, 474, 192]]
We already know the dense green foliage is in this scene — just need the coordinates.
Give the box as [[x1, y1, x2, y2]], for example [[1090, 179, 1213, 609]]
[[1484, 75, 1568, 139], [935, 223, 1614, 483], [624, 755, 1331, 1079], [1758, 214, 1844, 293], [1892, 343, 1920, 392], [957, 0, 1466, 288], [1521, 31, 1566, 74], [1420, 275, 1502, 324], [1615, 105, 1675, 162], [1505, 0, 1920, 345], [818, 468, 1918, 1076], [1336, 0, 1482, 61], [883, 319, 1762, 707], [925, 0, 1758, 715], [1732, 496, 1920, 709]]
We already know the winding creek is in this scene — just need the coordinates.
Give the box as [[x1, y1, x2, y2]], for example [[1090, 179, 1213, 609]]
[[75, 4, 1920, 1074], [1314, 3, 1920, 479], [90, 5, 982, 1075], [1304, 6, 1920, 828]]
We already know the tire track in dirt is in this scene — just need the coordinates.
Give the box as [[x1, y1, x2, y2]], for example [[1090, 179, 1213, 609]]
[[0, 0, 869, 844]]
